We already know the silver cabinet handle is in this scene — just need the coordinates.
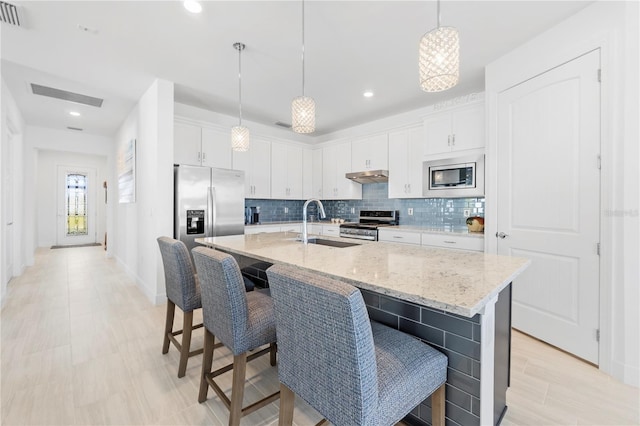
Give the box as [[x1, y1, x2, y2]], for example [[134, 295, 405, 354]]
[[407, 183, 411, 193], [452, 134, 456, 146], [447, 135, 451, 146], [443, 240, 456, 244], [197, 152, 201, 161], [496, 232, 509, 239], [202, 152, 206, 161], [393, 236, 403, 239]]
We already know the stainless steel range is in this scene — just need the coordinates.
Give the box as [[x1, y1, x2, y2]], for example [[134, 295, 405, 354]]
[[339, 210, 399, 241]]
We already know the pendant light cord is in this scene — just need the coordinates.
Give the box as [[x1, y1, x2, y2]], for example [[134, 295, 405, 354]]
[[238, 44, 243, 126], [436, 0, 441, 28], [301, 0, 305, 97]]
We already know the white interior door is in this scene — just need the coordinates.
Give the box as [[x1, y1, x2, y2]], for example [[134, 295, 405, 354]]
[[57, 166, 97, 246], [496, 50, 601, 364]]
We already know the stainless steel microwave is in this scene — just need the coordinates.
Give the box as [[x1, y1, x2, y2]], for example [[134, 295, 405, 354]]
[[423, 154, 485, 198]]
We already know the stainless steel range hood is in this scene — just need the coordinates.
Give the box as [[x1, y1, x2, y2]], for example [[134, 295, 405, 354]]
[[345, 170, 389, 184]]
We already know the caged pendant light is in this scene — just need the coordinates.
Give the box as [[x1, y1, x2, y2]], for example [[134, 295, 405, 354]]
[[231, 42, 250, 152], [292, 0, 316, 134], [419, 0, 459, 92]]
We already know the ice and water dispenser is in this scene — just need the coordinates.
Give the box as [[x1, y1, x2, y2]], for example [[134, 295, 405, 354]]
[[186, 210, 205, 235]]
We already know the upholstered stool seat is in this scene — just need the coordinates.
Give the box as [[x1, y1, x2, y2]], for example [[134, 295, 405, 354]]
[[267, 264, 448, 426], [192, 246, 279, 426], [157, 236, 207, 378]]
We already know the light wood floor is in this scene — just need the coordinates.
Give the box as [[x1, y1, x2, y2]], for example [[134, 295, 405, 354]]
[[1, 246, 638, 425]]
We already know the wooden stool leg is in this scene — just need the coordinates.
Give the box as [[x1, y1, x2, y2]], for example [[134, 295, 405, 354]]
[[270, 342, 277, 366], [431, 383, 446, 426], [162, 300, 176, 354], [278, 383, 295, 426], [198, 330, 215, 403], [178, 310, 194, 378], [228, 353, 248, 426]]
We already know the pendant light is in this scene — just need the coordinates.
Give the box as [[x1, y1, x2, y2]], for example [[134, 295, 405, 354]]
[[292, 0, 315, 134], [418, 0, 459, 92], [231, 42, 250, 152]]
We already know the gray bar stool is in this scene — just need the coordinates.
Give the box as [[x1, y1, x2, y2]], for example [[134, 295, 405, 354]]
[[192, 247, 279, 426], [267, 264, 448, 426], [157, 236, 206, 378]]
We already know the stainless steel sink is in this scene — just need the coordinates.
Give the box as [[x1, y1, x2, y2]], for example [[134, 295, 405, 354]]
[[300, 238, 361, 248]]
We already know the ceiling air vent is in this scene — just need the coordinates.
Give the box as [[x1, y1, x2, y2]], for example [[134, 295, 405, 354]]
[[0, 1, 20, 27], [66, 126, 83, 131], [275, 121, 292, 129], [31, 83, 104, 107]]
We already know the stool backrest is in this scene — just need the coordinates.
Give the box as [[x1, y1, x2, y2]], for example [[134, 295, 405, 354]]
[[157, 236, 199, 311], [192, 247, 249, 354], [267, 264, 378, 425]]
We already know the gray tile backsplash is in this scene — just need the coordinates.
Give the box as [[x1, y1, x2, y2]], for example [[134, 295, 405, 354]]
[[246, 182, 485, 230]]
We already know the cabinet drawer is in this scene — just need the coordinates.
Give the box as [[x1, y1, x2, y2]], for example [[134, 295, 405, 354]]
[[245, 226, 281, 234], [322, 225, 340, 236], [280, 224, 302, 233], [378, 229, 421, 245], [421, 233, 484, 252]]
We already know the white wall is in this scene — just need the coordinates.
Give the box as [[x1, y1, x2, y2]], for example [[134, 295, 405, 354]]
[[114, 78, 174, 304], [1, 79, 26, 305], [35, 150, 108, 247], [485, 0, 639, 386]]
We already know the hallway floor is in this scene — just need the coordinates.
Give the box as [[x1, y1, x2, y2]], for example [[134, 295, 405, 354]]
[[1, 246, 638, 425]]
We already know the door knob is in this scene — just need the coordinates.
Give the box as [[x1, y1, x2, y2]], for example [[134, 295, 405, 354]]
[[496, 232, 509, 239]]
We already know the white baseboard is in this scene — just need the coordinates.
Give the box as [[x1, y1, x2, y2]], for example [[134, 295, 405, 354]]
[[114, 255, 165, 306], [612, 359, 640, 388]]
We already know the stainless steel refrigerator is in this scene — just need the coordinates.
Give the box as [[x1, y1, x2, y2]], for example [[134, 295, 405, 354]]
[[174, 165, 245, 256]]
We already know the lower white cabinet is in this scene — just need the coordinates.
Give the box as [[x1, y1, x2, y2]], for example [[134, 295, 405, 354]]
[[378, 229, 421, 245], [307, 224, 323, 235], [245, 225, 281, 234], [421, 233, 484, 252], [280, 224, 302, 233], [321, 225, 340, 237]]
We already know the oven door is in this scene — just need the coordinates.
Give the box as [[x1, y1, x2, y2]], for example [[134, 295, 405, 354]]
[[423, 154, 485, 198]]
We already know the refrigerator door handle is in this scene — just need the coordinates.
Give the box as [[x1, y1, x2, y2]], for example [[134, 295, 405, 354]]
[[209, 186, 217, 237]]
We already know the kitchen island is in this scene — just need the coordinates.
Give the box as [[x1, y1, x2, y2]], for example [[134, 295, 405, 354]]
[[196, 232, 530, 426]]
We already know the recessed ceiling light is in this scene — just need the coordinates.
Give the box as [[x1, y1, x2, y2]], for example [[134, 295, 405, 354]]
[[69, 111, 81, 117], [183, 0, 202, 14], [363, 91, 374, 98]]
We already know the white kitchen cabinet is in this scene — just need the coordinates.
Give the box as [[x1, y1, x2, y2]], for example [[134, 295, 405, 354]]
[[378, 228, 421, 245], [351, 134, 389, 171], [423, 103, 484, 156], [280, 224, 302, 233], [421, 233, 484, 252], [174, 121, 232, 168], [311, 149, 323, 198], [233, 137, 271, 198], [302, 148, 313, 199], [245, 225, 281, 234], [174, 121, 203, 166], [307, 224, 323, 235], [388, 125, 424, 198], [201, 127, 232, 169], [271, 142, 303, 199], [322, 143, 362, 200]]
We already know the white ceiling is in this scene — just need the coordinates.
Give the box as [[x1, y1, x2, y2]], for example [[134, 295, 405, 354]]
[[1, 0, 593, 139]]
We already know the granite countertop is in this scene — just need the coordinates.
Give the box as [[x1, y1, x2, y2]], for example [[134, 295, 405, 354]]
[[196, 232, 529, 318]]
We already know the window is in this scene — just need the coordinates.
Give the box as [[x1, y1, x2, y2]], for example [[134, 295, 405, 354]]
[[66, 173, 88, 236]]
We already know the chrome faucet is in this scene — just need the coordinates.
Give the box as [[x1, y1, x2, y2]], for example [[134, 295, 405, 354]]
[[302, 198, 326, 244]]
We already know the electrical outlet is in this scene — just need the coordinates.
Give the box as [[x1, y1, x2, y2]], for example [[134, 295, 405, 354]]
[[284, 207, 289, 214], [350, 207, 355, 214], [464, 209, 471, 217], [408, 208, 414, 216]]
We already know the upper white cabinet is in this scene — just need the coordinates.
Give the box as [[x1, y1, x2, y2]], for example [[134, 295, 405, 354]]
[[174, 121, 232, 168], [271, 142, 303, 199], [322, 143, 362, 200], [302, 148, 313, 199], [423, 103, 484, 156], [388, 125, 424, 198], [201, 127, 232, 169], [311, 149, 323, 199], [351, 134, 389, 170], [233, 137, 271, 198]]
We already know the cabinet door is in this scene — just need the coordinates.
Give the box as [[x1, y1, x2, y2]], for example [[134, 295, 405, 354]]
[[251, 138, 271, 199], [286, 146, 303, 199], [352, 134, 389, 170], [271, 142, 289, 199], [388, 130, 410, 198], [232, 149, 252, 196], [312, 149, 323, 198], [335, 144, 362, 199], [322, 146, 338, 200], [406, 126, 424, 197], [302, 148, 313, 199], [201, 127, 232, 169], [174, 121, 202, 165], [423, 112, 452, 156], [451, 103, 484, 151]]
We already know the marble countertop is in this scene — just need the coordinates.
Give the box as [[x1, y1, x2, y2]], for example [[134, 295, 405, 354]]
[[196, 232, 529, 317]]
